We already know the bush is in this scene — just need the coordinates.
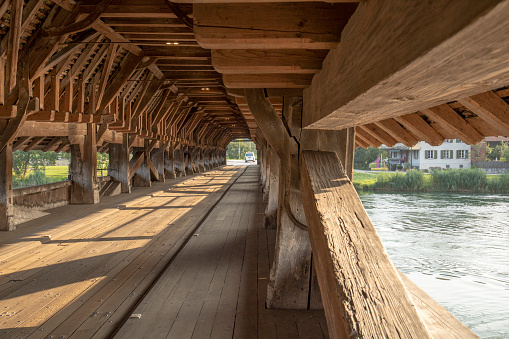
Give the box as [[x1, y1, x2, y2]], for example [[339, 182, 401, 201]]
[[368, 162, 377, 169], [373, 170, 424, 191], [486, 174, 509, 193], [370, 167, 388, 171], [430, 168, 487, 192]]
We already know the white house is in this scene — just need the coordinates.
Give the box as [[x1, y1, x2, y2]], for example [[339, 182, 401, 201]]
[[380, 140, 471, 170], [419, 139, 471, 170]]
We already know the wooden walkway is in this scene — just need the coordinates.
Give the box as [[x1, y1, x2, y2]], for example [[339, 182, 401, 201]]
[[0, 165, 328, 339]]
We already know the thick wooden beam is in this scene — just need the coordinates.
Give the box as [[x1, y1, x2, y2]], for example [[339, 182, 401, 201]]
[[70, 124, 99, 204], [393, 113, 445, 146], [212, 49, 327, 74], [194, 3, 357, 49], [300, 150, 431, 339], [97, 53, 144, 115], [109, 136, 131, 193], [458, 91, 509, 136], [224, 74, 313, 89], [374, 118, 418, 147], [421, 104, 484, 144], [303, 0, 509, 130], [5, 0, 23, 97], [0, 144, 14, 231]]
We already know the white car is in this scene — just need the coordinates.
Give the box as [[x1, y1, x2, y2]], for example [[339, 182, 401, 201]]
[[245, 152, 255, 162]]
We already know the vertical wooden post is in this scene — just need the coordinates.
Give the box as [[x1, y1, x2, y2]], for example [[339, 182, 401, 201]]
[[70, 124, 99, 204], [151, 147, 166, 183], [5, 0, 23, 99], [108, 134, 131, 193], [0, 144, 14, 231], [165, 142, 176, 179], [262, 144, 270, 203], [185, 146, 193, 175], [300, 151, 431, 339], [264, 147, 279, 229], [132, 141, 151, 187]]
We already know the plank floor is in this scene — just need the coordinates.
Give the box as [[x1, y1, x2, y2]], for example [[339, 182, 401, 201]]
[[114, 165, 328, 339], [0, 165, 328, 339]]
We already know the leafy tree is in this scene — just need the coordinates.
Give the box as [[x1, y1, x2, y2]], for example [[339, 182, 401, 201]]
[[227, 140, 257, 160], [13, 150, 58, 177], [487, 141, 509, 161], [354, 147, 387, 170]]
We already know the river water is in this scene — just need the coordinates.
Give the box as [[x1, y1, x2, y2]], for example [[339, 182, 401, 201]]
[[358, 192, 509, 339]]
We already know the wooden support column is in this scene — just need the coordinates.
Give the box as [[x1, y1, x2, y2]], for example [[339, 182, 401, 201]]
[[264, 146, 279, 229], [245, 88, 311, 309], [0, 144, 14, 231], [165, 142, 176, 179], [108, 135, 131, 194], [151, 147, 166, 183], [198, 147, 206, 172], [185, 146, 193, 175], [70, 124, 99, 204], [132, 142, 151, 187], [300, 150, 431, 339]]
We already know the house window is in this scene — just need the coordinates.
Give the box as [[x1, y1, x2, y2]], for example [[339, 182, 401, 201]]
[[456, 139, 464, 143], [441, 150, 453, 159], [413, 150, 419, 159], [457, 150, 469, 159], [425, 150, 437, 159], [445, 139, 454, 143], [446, 165, 450, 169], [390, 151, 400, 158], [460, 165, 464, 169]]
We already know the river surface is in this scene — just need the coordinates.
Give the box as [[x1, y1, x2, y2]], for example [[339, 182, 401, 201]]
[[358, 192, 509, 339]]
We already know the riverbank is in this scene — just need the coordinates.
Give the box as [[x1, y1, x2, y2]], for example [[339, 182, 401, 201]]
[[353, 168, 509, 193]]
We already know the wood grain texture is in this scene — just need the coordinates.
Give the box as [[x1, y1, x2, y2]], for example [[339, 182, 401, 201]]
[[300, 150, 431, 339], [303, 0, 509, 130], [194, 3, 357, 49], [458, 91, 509, 136]]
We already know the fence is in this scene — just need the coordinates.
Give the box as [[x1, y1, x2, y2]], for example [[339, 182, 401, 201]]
[[472, 161, 509, 174]]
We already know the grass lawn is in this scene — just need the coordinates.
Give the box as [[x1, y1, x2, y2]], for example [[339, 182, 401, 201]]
[[45, 166, 69, 180], [352, 171, 380, 187]]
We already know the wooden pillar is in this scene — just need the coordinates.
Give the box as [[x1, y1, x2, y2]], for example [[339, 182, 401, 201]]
[[132, 142, 151, 187], [108, 135, 131, 194], [185, 146, 193, 175], [0, 144, 14, 231], [175, 146, 186, 176], [197, 147, 206, 172], [151, 147, 166, 183], [70, 124, 99, 204], [300, 151, 431, 338], [165, 142, 176, 179], [264, 147, 279, 229], [262, 145, 270, 203]]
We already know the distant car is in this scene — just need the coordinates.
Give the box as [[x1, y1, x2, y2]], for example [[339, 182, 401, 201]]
[[245, 152, 255, 162]]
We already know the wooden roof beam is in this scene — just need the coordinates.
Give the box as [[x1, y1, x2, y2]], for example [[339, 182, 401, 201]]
[[458, 90, 509, 136], [421, 104, 484, 144], [223, 74, 313, 88], [211, 49, 327, 74], [194, 3, 357, 49], [374, 119, 419, 147], [393, 113, 444, 146], [303, 0, 509, 130]]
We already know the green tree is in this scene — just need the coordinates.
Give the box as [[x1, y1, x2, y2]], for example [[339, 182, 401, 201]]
[[13, 150, 58, 177], [488, 142, 509, 161], [227, 140, 257, 160], [354, 147, 387, 170]]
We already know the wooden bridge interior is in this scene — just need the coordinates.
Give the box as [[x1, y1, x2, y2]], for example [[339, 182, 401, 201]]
[[1, 0, 508, 338]]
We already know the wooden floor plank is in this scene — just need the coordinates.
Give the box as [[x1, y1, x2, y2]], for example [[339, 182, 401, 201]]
[[1, 165, 329, 339]]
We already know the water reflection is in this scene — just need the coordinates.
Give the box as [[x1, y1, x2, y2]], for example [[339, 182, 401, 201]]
[[359, 192, 509, 339]]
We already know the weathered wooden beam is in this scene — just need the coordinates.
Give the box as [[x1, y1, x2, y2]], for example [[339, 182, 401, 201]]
[[0, 144, 14, 231], [458, 91, 509, 136], [212, 49, 327, 74], [194, 3, 357, 49], [44, 0, 113, 36], [70, 124, 99, 204], [96, 43, 118, 111], [300, 150, 431, 339], [421, 104, 484, 144], [5, 0, 23, 98], [224, 74, 313, 89], [109, 135, 131, 193], [303, 0, 509, 130], [24, 136, 45, 151], [97, 53, 144, 115], [393, 113, 445, 146], [374, 118, 418, 147]]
